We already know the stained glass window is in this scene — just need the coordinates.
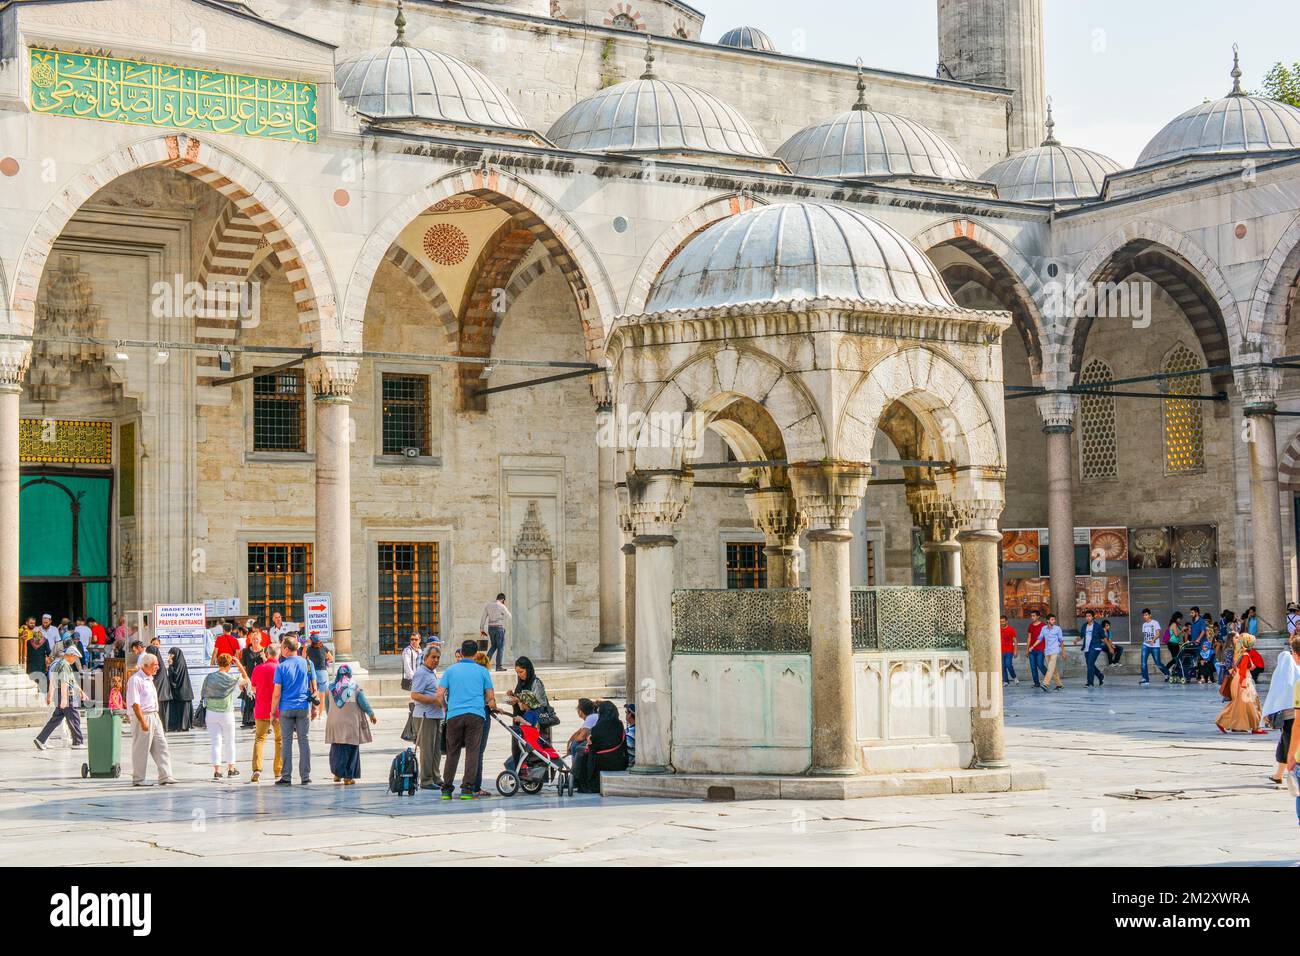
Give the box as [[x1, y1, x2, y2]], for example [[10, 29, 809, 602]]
[[1079, 359, 1118, 480], [1162, 344, 1205, 475]]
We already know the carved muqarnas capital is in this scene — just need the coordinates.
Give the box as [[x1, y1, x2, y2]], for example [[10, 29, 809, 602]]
[[308, 355, 360, 399], [1036, 392, 1078, 433], [789, 462, 871, 532], [744, 487, 807, 542], [627, 473, 692, 538], [1236, 366, 1281, 412], [0, 343, 32, 390]]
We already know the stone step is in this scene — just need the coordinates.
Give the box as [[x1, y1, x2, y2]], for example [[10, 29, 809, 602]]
[[359, 665, 625, 699]]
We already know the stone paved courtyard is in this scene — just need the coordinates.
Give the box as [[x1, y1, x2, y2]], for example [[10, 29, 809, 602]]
[[1, 678, 1297, 867]]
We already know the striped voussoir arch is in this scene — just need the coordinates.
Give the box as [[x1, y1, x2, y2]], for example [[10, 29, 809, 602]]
[[195, 201, 277, 405], [382, 245, 457, 345], [1281, 434, 1300, 493]]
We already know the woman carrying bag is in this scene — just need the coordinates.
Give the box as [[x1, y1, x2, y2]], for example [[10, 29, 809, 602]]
[[201, 653, 248, 779], [325, 665, 378, 785]]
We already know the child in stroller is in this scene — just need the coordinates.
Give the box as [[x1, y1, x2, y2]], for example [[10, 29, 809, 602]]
[[492, 708, 574, 797], [1171, 637, 1202, 684]]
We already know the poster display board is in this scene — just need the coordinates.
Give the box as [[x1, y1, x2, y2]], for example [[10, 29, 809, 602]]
[[153, 604, 209, 697]]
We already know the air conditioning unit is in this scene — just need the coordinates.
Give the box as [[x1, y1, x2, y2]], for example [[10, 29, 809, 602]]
[[402, 446, 420, 459]]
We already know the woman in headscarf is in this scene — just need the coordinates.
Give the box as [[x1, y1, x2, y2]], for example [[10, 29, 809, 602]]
[[1263, 638, 1300, 784], [164, 646, 193, 732], [503, 655, 551, 772], [1216, 634, 1266, 734], [239, 631, 264, 728], [324, 664, 377, 785], [574, 700, 628, 793]]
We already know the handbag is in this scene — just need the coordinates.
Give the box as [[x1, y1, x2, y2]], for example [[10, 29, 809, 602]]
[[1287, 771, 1300, 798], [400, 677, 412, 692], [536, 705, 560, 730], [194, 702, 207, 728], [400, 709, 417, 743]]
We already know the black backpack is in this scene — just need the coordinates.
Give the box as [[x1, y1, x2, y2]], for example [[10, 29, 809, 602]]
[[389, 747, 419, 796]]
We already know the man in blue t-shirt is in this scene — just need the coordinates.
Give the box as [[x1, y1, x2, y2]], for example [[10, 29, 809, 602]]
[[436, 639, 497, 799], [271, 636, 317, 785]]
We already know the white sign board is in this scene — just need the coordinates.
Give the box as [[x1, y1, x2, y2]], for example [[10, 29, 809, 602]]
[[304, 592, 332, 644], [154, 604, 210, 697], [204, 598, 241, 618]]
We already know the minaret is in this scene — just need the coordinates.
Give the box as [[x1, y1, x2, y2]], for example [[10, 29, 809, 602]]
[[937, 0, 1047, 154]]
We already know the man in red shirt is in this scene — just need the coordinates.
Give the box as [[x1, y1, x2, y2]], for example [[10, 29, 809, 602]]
[[1026, 609, 1047, 689], [88, 618, 109, 645], [1000, 615, 1018, 686], [211, 622, 241, 664], [249, 644, 282, 783]]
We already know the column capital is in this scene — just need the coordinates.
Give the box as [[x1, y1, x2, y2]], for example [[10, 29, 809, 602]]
[[1035, 393, 1078, 433], [743, 487, 807, 542], [952, 497, 1005, 535], [789, 461, 870, 532], [308, 355, 360, 399], [626, 472, 692, 538], [0, 343, 32, 391], [907, 487, 961, 542], [1236, 365, 1281, 413]]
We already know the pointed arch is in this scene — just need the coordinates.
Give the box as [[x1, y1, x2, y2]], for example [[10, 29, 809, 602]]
[[341, 167, 618, 360], [1068, 221, 1241, 389], [8, 134, 339, 351], [626, 345, 828, 473], [913, 217, 1047, 382], [1248, 211, 1300, 354], [624, 193, 766, 315]]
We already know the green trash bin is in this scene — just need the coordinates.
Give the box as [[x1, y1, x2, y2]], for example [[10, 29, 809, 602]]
[[82, 707, 122, 779]]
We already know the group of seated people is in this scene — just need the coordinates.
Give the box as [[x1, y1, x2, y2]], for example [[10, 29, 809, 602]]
[[563, 697, 635, 793]]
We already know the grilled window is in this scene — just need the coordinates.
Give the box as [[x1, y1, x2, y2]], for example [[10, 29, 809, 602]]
[[1162, 344, 1205, 475], [247, 543, 313, 625], [1079, 358, 1118, 480], [376, 542, 440, 654], [726, 541, 767, 589], [253, 369, 306, 452], [381, 373, 431, 456]]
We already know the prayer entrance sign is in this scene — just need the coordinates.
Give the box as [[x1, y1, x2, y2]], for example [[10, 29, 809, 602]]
[[28, 48, 318, 143]]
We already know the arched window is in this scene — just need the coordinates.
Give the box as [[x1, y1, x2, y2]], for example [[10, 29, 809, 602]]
[[1079, 358, 1117, 480], [611, 13, 637, 30], [1162, 344, 1205, 475]]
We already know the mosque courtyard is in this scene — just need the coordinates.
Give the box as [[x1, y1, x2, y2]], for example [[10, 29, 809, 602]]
[[1, 680, 1292, 867]]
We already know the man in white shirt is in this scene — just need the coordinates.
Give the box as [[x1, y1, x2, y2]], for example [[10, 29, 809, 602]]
[[479, 593, 512, 673], [268, 611, 295, 647], [73, 617, 93, 646], [1286, 602, 1300, 637], [1139, 608, 1170, 685], [38, 613, 60, 652], [127, 654, 177, 786], [401, 632, 422, 691]]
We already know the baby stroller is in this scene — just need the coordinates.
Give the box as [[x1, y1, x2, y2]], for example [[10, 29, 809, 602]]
[[1170, 640, 1200, 684], [491, 711, 574, 797]]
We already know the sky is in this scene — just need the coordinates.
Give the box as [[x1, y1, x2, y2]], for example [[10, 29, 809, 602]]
[[693, 0, 1297, 167]]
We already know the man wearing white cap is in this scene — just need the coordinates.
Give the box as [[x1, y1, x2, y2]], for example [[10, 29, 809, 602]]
[[33, 644, 89, 750], [38, 613, 60, 653], [127, 652, 177, 786]]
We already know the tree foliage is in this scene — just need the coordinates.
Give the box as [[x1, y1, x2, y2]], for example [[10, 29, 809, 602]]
[[1258, 62, 1300, 107]]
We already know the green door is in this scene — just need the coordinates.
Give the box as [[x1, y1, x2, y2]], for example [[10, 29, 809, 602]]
[[19, 473, 111, 624]]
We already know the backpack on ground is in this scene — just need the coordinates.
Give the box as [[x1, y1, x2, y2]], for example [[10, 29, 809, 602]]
[[389, 747, 419, 796]]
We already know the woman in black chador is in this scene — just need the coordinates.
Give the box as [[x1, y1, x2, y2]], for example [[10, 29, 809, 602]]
[[164, 646, 193, 732]]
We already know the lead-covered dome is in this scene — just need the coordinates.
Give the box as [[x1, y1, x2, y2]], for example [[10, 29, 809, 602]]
[[645, 202, 958, 314], [335, 9, 529, 132], [776, 70, 973, 181], [547, 45, 769, 161], [1136, 52, 1300, 167], [718, 27, 776, 52], [982, 106, 1121, 201]]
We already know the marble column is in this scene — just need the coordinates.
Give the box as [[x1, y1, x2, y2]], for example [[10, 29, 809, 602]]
[[310, 358, 358, 664], [957, 499, 1008, 768], [627, 473, 691, 774], [0, 357, 24, 674], [790, 462, 871, 776], [744, 488, 806, 588], [1240, 368, 1286, 634], [1038, 395, 1078, 631], [622, 540, 636, 695], [595, 410, 624, 652]]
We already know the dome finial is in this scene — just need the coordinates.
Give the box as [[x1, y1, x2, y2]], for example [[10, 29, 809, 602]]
[[1042, 96, 1059, 146], [392, 0, 408, 48], [852, 58, 869, 111], [1228, 43, 1244, 96], [641, 36, 657, 80]]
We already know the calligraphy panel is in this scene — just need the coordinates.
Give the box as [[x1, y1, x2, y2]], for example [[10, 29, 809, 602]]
[[29, 48, 318, 143]]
